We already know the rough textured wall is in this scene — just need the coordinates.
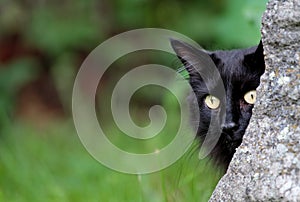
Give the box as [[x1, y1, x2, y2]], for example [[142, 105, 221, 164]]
[[210, 0, 300, 201]]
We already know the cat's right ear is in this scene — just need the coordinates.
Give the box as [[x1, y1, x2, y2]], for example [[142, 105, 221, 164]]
[[243, 40, 265, 76], [170, 39, 213, 77]]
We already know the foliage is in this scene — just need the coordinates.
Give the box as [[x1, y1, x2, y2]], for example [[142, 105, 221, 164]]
[[0, 122, 222, 202], [0, 58, 38, 131]]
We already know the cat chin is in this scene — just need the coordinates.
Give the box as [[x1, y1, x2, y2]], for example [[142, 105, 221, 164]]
[[221, 133, 243, 149], [203, 133, 243, 169], [222, 132, 243, 142]]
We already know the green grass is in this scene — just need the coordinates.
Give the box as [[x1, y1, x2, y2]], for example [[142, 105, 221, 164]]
[[0, 121, 222, 202]]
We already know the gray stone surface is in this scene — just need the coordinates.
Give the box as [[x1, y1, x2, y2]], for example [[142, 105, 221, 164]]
[[210, 0, 300, 201]]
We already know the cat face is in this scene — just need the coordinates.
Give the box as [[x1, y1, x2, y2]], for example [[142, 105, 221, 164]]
[[171, 39, 265, 168]]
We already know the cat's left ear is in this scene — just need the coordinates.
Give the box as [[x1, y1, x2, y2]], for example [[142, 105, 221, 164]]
[[170, 39, 216, 77], [244, 40, 265, 76]]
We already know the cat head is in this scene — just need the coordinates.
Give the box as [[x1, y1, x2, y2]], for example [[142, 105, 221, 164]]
[[171, 39, 265, 168]]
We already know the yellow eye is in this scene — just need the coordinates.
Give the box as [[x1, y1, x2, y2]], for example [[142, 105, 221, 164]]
[[244, 90, 257, 104], [205, 95, 220, 109]]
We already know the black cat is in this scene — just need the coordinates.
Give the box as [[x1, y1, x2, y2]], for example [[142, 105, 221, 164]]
[[171, 39, 265, 170]]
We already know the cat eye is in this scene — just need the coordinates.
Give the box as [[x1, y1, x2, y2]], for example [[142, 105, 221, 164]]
[[244, 90, 257, 104], [205, 95, 220, 109]]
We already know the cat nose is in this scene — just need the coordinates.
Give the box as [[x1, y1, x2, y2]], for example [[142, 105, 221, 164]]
[[221, 122, 238, 131]]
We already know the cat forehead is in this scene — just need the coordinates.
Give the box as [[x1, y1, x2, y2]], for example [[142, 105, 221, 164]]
[[212, 46, 256, 63], [211, 47, 260, 88], [214, 46, 256, 70]]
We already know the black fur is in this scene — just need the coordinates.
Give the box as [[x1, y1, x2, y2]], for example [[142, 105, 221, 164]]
[[171, 39, 265, 169]]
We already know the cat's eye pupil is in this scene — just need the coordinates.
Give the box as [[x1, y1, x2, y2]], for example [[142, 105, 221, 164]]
[[205, 95, 220, 109], [244, 90, 256, 104]]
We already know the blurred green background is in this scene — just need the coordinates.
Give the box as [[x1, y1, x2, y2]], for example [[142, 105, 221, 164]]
[[0, 0, 267, 201]]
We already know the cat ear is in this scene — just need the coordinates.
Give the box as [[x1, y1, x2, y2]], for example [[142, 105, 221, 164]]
[[170, 39, 215, 77], [244, 40, 265, 76]]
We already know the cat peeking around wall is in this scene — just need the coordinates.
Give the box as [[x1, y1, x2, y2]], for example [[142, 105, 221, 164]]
[[171, 39, 265, 170]]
